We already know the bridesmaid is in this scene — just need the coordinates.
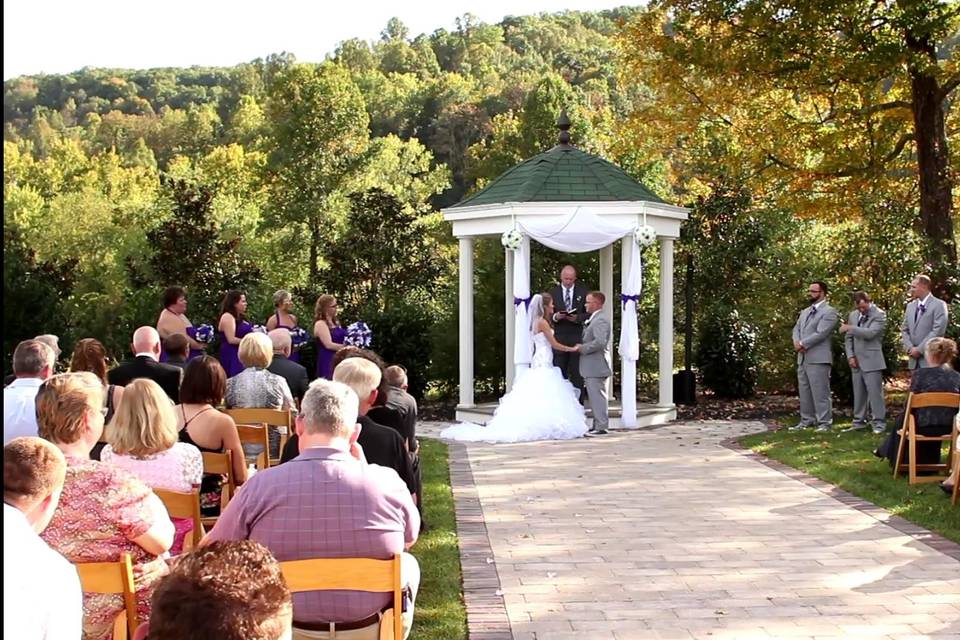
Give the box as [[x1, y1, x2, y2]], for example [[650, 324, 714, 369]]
[[313, 294, 348, 380], [217, 290, 252, 378], [265, 289, 301, 364], [157, 286, 205, 362]]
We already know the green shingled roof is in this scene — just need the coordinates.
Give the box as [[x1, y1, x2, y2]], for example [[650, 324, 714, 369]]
[[451, 146, 665, 208]]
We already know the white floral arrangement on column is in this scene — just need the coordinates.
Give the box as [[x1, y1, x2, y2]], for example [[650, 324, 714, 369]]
[[634, 225, 657, 247], [501, 228, 524, 251]]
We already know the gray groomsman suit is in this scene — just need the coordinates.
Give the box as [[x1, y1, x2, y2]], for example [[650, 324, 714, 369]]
[[901, 294, 948, 369], [844, 305, 887, 429], [579, 310, 612, 432], [792, 300, 839, 428]]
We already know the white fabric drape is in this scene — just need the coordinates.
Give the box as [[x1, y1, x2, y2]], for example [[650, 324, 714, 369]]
[[618, 238, 642, 428], [509, 209, 646, 420], [513, 237, 532, 376], [517, 209, 634, 253]]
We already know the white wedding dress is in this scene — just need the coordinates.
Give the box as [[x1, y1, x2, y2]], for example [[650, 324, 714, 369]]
[[441, 331, 588, 443]]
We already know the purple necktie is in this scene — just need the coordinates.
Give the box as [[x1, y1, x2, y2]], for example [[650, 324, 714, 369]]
[[914, 303, 925, 324]]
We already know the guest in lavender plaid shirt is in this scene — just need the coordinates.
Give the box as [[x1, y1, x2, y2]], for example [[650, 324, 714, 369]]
[[202, 378, 420, 640]]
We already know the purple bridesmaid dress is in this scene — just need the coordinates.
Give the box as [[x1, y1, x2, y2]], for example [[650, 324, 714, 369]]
[[316, 325, 348, 380], [218, 320, 253, 378]]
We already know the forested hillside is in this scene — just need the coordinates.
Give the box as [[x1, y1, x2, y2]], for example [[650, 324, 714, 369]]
[[5, 4, 956, 397]]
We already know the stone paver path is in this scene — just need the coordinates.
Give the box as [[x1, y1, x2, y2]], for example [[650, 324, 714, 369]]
[[427, 420, 960, 640]]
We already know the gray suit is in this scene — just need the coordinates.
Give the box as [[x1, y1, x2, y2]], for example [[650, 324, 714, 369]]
[[844, 305, 887, 428], [579, 311, 612, 431], [901, 295, 948, 369], [791, 301, 839, 427]]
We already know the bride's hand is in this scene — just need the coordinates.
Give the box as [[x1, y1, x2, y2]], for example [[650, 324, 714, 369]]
[[570, 344, 581, 352]]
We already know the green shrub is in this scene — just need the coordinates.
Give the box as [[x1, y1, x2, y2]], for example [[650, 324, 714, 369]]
[[358, 299, 436, 400], [695, 305, 759, 399]]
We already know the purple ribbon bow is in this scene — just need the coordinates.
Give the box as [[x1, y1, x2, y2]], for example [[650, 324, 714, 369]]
[[514, 296, 532, 309], [621, 293, 640, 308]]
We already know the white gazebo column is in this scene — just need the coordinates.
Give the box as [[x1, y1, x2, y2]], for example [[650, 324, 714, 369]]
[[658, 237, 675, 407], [600, 243, 614, 398], [620, 237, 637, 425], [458, 237, 475, 408], [504, 248, 515, 391]]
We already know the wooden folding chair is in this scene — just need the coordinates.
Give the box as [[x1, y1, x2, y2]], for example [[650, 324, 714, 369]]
[[154, 487, 204, 552], [235, 423, 271, 470], [201, 449, 237, 528], [75, 552, 138, 640], [226, 408, 293, 466], [893, 392, 960, 484], [280, 555, 404, 640]]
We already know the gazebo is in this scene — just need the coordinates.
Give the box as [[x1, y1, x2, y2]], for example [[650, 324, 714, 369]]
[[443, 114, 689, 428]]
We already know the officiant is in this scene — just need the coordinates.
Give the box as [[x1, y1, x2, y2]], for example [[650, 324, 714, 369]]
[[550, 264, 589, 399]]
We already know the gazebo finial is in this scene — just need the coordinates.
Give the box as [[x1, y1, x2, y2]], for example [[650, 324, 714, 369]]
[[555, 108, 573, 149]]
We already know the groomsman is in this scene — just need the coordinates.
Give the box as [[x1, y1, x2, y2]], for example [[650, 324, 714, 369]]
[[550, 265, 589, 398], [901, 274, 948, 370], [839, 292, 887, 434], [790, 281, 839, 432]]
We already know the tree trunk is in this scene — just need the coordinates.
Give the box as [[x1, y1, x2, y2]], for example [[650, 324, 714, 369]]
[[906, 30, 957, 302]]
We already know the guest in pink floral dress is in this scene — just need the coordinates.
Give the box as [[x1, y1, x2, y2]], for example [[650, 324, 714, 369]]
[[36, 372, 174, 640], [101, 378, 203, 554]]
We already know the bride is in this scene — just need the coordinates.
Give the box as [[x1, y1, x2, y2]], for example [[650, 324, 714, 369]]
[[441, 292, 588, 442]]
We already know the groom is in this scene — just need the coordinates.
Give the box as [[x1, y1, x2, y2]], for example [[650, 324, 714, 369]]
[[578, 292, 612, 435]]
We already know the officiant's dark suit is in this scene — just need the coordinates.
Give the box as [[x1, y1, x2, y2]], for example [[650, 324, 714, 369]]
[[550, 268, 590, 396]]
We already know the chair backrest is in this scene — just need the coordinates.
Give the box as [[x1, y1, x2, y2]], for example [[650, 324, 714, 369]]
[[235, 423, 271, 469], [906, 392, 960, 410], [75, 552, 138, 639], [226, 408, 293, 466], [154, 487, 204, 551], [201, 449, 236, 507], [280, 555, 403, 639], [226, 408, 292, 430]]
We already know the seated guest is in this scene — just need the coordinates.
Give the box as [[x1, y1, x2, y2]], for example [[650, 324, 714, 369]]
[[141, 541, 292, 640], [3, 339, 56, 444], [877, 338, 960, 466], [3, 333, 61, 387], [203, 379, 420, 639], [101, 378, 203, 554], [943, 421, 959, 496], [281, 358, 416, 500], [176, 357, 247, 517], [267, 328, 309, 407], [378, 365, 418, 454], [4, 437, 82, 640], [37, 372, 175, 640], [70, 338, 125, 460], [162, 333, 190, 370], [108, 326, 182, 403], [226, 332, 295, 460]]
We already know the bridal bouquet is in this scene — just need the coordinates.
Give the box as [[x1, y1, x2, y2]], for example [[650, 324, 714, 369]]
[[251, 324, 269, 335], [343, 321, 373, 348], [289, 326, 311, 349], [194, 324, 215, 344]]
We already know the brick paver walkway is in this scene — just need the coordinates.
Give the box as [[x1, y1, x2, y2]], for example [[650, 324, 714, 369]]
[[427, 420, 960, 640]]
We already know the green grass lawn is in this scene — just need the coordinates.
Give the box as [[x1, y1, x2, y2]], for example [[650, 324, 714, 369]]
[[740, 419, 960, 543], [410, 438, 467, 639]]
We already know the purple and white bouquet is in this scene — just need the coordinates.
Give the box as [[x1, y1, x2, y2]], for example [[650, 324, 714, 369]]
[[290, 326, 311, 349], [251, 324, 269, 335], [343, 321, 373, 348], [194, 324, 216, 344]]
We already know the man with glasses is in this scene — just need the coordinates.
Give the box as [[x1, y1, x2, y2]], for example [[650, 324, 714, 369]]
[[791, 281, 839, 432]]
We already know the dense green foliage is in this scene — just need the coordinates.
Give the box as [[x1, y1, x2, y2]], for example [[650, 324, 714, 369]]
[[3, 8, 952, 395], [695, 306, 759, 398]]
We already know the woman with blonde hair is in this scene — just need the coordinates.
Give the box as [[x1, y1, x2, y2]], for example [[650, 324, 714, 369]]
[[313, 294, 347, 380], [101, 378, 202, 554], [37, 372, 174, 639], [877, 337, 960, 470], [265, 289, 303, 364]]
